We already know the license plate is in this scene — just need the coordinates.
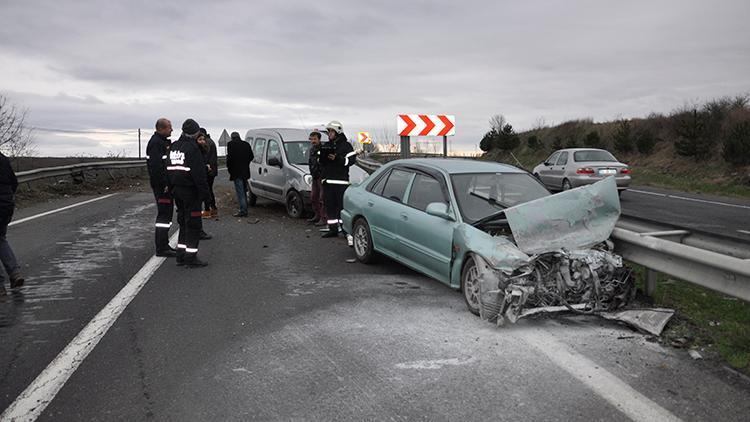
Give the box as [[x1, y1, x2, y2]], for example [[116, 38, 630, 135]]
[[599, 169, 616, 175]]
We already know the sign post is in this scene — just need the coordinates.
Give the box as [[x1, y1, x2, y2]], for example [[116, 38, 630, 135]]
[[397, 114, 455, 159]]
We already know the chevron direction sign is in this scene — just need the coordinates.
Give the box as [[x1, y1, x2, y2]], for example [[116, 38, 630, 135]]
[[357, 132, 372, 144], [397, 114, 455, 137]]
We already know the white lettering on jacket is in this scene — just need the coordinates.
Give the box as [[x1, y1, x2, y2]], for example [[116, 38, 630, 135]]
[[170, 150, 185, 165]]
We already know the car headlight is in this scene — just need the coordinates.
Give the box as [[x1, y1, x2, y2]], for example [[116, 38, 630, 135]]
[[303, 174, 313, 186]]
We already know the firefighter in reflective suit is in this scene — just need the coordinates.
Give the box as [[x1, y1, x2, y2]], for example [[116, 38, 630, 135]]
[[320, 120, 357, 238], [167, 118, 210, 267], [146, 118, 175, 257]]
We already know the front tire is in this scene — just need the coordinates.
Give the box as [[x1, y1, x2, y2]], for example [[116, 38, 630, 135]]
[[562, 178, 572, 191], [285, 190, 304, 218], [352, 218, 375, 264], [461, 255, 481, 316]]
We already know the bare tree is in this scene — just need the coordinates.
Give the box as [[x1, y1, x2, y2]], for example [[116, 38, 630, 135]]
[[374, 124, 399, 153], [0, 95, 36, 166], [489, 114, 507, 132]]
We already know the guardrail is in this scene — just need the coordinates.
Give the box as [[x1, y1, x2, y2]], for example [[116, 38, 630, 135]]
[[17, 161, 146, 184], [356, 156, 750, 302]]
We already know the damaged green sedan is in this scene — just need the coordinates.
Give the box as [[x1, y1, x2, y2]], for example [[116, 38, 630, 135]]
[[342, 159, 633, 325]]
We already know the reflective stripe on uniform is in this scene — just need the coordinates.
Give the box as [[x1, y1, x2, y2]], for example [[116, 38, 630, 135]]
[[327, 219, 339, 224], [155, 223, 172, 228], [344, 151, 357, 166], [157, 198, 172, 204], [185, 248, 198, 253], [190, 211, 202, 217], [146, 155, 150, 159], [177, 244, 187, 249], [323, 179, 350, 185], [161, 155, 167, 159], [167, 165, 191, 171]]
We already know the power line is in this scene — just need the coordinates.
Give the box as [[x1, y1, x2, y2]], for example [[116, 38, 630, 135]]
[[31, 127, 139, 135]]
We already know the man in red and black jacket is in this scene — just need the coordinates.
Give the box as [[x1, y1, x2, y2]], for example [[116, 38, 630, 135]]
[[146, 118, 175, 257], [168, 118, 210, 267]]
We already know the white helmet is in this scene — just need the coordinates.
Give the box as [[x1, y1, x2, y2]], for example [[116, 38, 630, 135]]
[[325, 120, 344, 134]]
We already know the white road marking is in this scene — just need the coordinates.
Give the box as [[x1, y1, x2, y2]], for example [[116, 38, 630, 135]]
[[9, 194, 117, 227], [0, 232, 177, 422], [395, 357, 476, 370], [628, 189, 750, 210], [738, 230, 750, 235], [519, 329, 682, 422]]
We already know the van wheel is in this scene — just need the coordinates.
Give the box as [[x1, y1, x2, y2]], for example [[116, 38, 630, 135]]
[[562, 179, 572, 191], [352, 218, 375, 264], [286, 190, 304, 218], [461, 255, 481, 316]]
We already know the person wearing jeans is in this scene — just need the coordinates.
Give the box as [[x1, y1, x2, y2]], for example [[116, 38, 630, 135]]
[[0, 151, 24, 295], [226, 131, 253, 217]]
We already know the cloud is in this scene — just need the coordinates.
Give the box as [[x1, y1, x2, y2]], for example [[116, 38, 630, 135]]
[[1, 0, 749, 156]]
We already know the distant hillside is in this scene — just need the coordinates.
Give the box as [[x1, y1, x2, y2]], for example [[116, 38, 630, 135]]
[[482, 96, 750, 197]]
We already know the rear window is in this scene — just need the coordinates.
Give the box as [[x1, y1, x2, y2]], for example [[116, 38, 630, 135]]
[[574, 150, 617, 162]]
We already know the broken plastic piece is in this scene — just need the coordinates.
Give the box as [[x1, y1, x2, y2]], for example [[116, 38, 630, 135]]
[[600, 308, 675, 336]]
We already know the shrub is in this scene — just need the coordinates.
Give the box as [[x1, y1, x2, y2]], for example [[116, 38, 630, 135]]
[[673, 108, 714, 159], [583, 131, 603, 148], [613, 119, 634, 153], [722, 121, 750, 166], [565, 137, 578, 148], [551, 136, 563, 150], [495, 124, 520, 150], [635, 129, 657, 154], [527, 135, 542, 150], [479, 129, 497, 152]]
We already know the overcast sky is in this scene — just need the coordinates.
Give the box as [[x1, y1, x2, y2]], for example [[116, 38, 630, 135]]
[[1, 0, 748, 157]]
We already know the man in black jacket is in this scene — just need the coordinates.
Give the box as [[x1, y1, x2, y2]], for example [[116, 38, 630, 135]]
[[168, 118, 210, 267], [146, 118, 176, 257], [320, 120, 356, 238], [307, 131, 326, 225], [226, 131, 254, 217], [0, 151, 23, 295], [199, 128, 219, 218]]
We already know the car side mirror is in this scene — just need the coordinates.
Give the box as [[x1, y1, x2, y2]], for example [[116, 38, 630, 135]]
[[425, 202, 455, 221], [543, 161, 550, 166], [268, 156, 283, 168]]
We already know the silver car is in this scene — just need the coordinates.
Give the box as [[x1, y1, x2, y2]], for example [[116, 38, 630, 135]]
[[244, 128, 367, 218], [532, 148, 631, 194]]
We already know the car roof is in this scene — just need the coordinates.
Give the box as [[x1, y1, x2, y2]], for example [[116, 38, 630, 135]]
[[555, 148, 611, 153], [389, 158, 526, 174], [246, 128, 315, 142]]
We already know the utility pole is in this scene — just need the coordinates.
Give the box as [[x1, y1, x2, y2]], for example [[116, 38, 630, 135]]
[[443, 135, 448, 158], [138, 128, 141, 159]]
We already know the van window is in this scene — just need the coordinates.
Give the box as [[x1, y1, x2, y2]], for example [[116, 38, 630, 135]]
[[252, 138, 265, 163], [555, 152, 568, 166], [381, 169, 413, 203], [545, 152, 559, 164], [266, 139, 281, 164]]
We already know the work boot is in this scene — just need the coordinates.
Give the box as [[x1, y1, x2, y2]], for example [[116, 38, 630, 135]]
[[201, 211, 211, 218], [232, 211, 248, 217], [322, 225, 339, 238], [176, 251, 186, 266], [200, 230, 213, 240], [9, 272, 24, 289], [184, 256, 208, 268], [156, 249, 177, 258]]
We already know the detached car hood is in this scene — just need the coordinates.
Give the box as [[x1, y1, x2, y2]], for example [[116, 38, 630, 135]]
[[503, 177, 620, 255]]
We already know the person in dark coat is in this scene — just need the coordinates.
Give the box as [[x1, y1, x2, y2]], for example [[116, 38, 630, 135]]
[[226, 131, 253, 217], [198, 128, 219, 218], [320, 120, 356, 238], [0, 151, 24, 295], [306, 131, 327, 225], [145, 118, 176, 257], [168, 118, 210, 267]]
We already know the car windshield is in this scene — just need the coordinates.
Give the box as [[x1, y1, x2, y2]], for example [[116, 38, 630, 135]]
[[451, 173, 550, 224], [573, 150, 617, 162], [283, 141, 311, 165]]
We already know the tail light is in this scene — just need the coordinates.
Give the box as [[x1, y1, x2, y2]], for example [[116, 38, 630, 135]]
[[576, 167, 595, 174], [620, 168, 631, 174]]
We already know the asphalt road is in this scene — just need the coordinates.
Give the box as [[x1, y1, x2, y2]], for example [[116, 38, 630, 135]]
[[620, 186, 750, 241], [1, 177, 749, 421]]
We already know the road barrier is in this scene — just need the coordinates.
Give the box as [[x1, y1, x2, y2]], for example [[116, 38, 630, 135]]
[[356, 155, 750, 302], [17, 160, 146, 184]]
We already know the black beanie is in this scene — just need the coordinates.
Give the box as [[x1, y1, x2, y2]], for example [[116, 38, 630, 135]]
[[231, 131, 241, 140], [182, 118, 200, 136]]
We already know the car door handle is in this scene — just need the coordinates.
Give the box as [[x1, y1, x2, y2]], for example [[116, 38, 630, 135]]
[[400, 212, 408, 221], [263, 168, 268, 174], [258, 167, 262, 175], [367, 200, 374, 207]]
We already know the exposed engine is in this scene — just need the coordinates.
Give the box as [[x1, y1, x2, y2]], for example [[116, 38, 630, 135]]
[[476, 240, 635, 326]]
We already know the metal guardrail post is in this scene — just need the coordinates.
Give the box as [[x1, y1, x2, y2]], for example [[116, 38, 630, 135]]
[[645, 269, 658, 296]]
